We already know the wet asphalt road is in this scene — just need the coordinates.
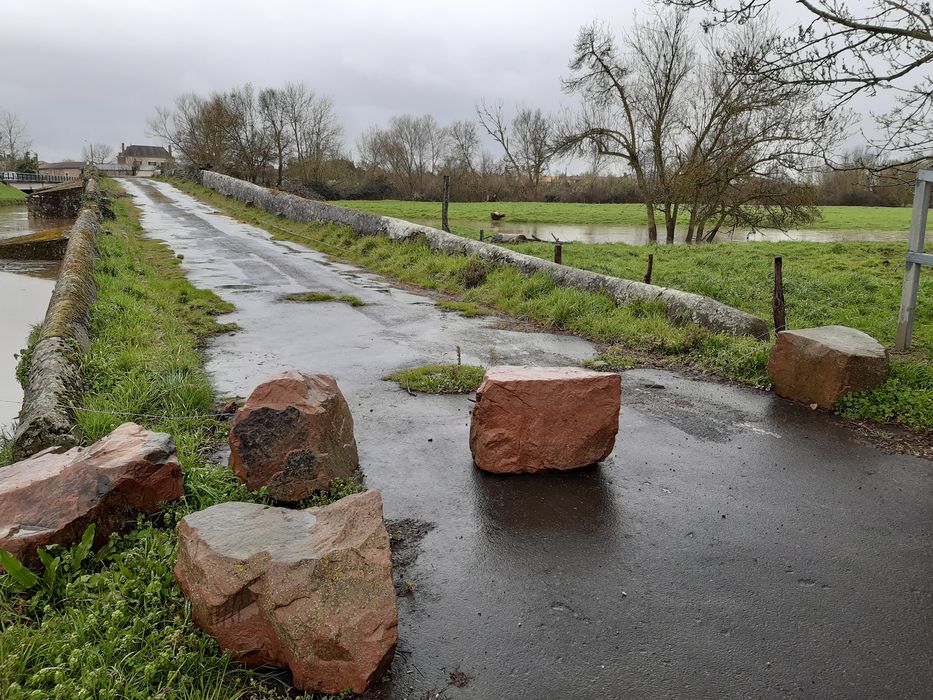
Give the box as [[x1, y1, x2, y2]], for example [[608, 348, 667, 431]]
[[120, 179, 932, 699]]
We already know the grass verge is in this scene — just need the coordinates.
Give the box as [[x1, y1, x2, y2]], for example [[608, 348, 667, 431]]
[[0, 179, 354, 699], [170, 178, 933, 433], [384, 364, 485, 393], [0, 182, 27, 206], [283, 291, 364, 306]]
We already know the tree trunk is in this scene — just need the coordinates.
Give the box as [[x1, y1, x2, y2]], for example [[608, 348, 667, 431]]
[[665, 203, 678, 245], [685, 207, 697, 244], [645, 202, 658, 244]]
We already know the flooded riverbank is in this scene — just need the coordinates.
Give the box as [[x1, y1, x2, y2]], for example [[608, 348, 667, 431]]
[[423, 219, 907, 245], [0, 204, 71, 241], [0, 205, 60, 432]]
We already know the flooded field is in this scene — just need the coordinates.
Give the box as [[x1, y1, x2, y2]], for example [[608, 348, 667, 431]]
[[0, 205, 60, 432], [423, 219, 908, 245]]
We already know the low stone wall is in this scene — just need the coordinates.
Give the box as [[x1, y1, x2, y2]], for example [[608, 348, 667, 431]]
[[200, 171, 769, 339], [27, 180, 85, 219], [0, 230, 69, 260], [13, 179, 101, 460]]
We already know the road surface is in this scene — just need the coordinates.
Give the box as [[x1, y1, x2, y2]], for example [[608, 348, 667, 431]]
[[120, 179, 932, 699]]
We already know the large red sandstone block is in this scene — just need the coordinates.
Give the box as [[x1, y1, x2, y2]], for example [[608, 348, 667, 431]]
[[469, 366, 621, 473], [174, 490, 397, 695], [0, 422, 182, 568], [768, 325, 889, 409], [229, 371, 359, 502]]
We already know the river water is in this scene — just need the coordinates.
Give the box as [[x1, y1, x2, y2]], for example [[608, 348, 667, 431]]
[[0, 205, 59, 433], [422, 219, 907, 245]]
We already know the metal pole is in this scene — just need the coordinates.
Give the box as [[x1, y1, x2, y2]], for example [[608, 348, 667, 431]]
[[772, 256, 786, 333], [895, 172, 932, 350]]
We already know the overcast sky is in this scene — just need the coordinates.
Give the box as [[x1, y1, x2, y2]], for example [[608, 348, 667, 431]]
[[5, 0, 859, 163]]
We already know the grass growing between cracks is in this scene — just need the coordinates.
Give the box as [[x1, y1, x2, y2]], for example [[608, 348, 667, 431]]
[[436, 300, 490, 318], [385, 364, 485, 394], [283, 291, 364, 306], [0, 179, 355, 699], [169, 178, 933, 432]]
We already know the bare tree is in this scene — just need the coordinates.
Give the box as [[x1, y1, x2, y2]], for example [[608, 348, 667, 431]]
[[302, 95, 343, 182], [219, 84, 272, 183], [0, 111, 30, 167], [672, 0, 933, 165], [280, 83, 343, 183], [476, 101, 556, 197], [447, 120, 479, 173], [559, 12, 839, 243], [82, 142, 114, 164], [676, 20, 842, 241], [557, 20, 667, 241], [258, 88, 292, 186], [149, 93, 233, 169], [359, 115, 447, 198]]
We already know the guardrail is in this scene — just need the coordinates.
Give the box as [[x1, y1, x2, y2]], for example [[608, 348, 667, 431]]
[[1, 172, 78, 184]]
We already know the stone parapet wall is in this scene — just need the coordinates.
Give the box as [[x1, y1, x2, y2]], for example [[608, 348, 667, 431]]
[[13, 179, 101, 459], [200, 171, 769, 340]]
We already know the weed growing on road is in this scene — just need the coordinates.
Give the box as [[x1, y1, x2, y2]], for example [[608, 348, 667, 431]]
[[437, 300, 490, 317], [385, 364, 485, 393], [283, 291, 365, 306]]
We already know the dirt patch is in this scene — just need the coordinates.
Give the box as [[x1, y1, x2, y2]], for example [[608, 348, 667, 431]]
[[387, 518, 435, 596], [849, 420, 933, 459], [448, 668, 470, 688]]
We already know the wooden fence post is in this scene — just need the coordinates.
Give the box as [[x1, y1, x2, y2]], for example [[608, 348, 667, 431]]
[[479, 229, 484, 241], [441, 175, 450, 233], [773, 256, 786, 334], [643, 254, 653, 285], [895, 171, 933, 350], [554, 244, 563, 265]]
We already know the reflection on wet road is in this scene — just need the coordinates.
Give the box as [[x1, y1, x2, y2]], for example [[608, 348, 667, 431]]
[[120, 179, 932, 699]]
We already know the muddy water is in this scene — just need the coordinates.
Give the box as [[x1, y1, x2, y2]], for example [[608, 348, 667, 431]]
[[424, 219, 907, 245], [0, 204, 71, 241], [0, 205, 59, 432]]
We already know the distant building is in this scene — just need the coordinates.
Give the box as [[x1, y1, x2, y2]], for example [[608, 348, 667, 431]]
[[96, 162, 133, 177], [117, 143, 173, 175], [39, 161, 84, 178]]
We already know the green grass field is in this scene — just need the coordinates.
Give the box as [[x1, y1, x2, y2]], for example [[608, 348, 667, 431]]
[[0, 182, 27, 206], [334, 199, 918, 232], [177, 179, 933, 432]]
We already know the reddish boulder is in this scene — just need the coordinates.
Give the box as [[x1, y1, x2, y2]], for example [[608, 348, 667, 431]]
[[0, 422, 182, 568], [469, 366, 621, 473], [174, 490, 397, 695], [768, 325, 889, 409], [229, 371, 359, 502]]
